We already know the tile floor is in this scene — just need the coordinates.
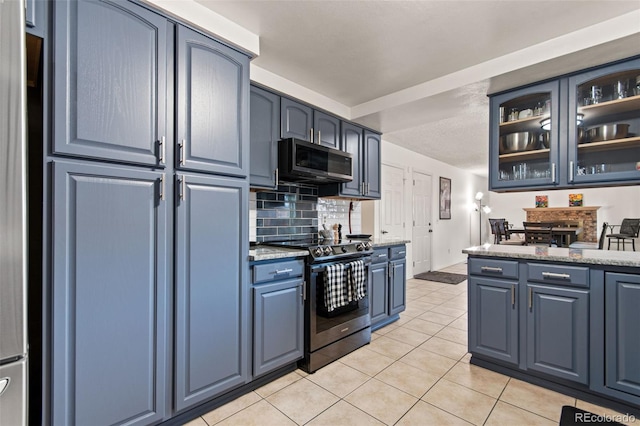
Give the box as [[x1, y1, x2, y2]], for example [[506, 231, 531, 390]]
[[185, 262, 638, 426]]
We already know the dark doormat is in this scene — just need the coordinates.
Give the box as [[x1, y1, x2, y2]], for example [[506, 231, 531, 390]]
[[559, 405, 626, 425], [413, 271, 467, 284]]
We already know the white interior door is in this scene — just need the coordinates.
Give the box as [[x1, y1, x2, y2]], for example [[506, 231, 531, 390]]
[[412, 171, 432, 274], [380, 164, 404, 239]]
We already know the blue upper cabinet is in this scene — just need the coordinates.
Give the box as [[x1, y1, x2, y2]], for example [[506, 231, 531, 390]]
[[567, 58, 640, 186], [363, 130, 381, 198], [53, 0, 171, 167], [250, 85, 280, 189], [314, 110, 341, 148], [338, 121, 364, 197], [490, 57, 640, 192], [281, 97, 313, 141], [51, 160, 169, 425], [176, 26, 249, 177], [281, 97, 341, 147], [489, 80, 561, 191], [26, 0, 45, 37]]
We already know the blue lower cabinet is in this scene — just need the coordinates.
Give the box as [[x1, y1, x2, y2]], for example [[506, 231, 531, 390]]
[[389, 258, 406, 316], [52, 160, 169, 425], [370, 261, 389, 325], [603, 273, 640, 402], [526, 284, 589, 384], [468, 276, 519, 365], [253, 277, 304, 377], [174, 173, 249, 412]]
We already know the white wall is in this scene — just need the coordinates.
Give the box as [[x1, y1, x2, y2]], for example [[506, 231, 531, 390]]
[[488, 186, 640, 235], [361, 141, 488, 277]]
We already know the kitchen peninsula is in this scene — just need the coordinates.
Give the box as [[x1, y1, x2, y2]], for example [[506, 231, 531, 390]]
[[464, 244, 640, 416]]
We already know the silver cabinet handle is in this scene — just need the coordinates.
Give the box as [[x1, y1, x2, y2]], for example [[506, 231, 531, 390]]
[[318, 130, 321, 144], [310, 127, 314, 143], [529, 287, 533, 310], [273, 268, 293, 275], [179, 139, 186, 166], [378, 253, 387, 258], [274, 168, 279, 186], [552, 162, 556, 183], [361, 181, 365, 196], [511, 284, 515, 307], [159, 174, 165, 201], [398, 251, 406, 255], [301, 282, 305, 303], [159, 136, 166, 164], [365, 182, 370, 195], [542, 272, 571, 280], [569, 160, 574, 182], [179, 176, 186, 201], [480, 266, 503, 273]]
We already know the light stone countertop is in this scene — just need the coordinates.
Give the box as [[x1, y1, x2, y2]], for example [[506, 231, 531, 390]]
[[249, 238, 410, 262], [463, 244, 640, 267], [249, 247, 308, 262]]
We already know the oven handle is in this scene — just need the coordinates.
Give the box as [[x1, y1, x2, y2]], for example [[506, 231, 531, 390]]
[[310, 257, 372, 273]]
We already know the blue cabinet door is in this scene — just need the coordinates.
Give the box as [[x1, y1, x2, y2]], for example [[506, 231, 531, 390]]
[[526, 284, 589, 384], [314, 110, 341, 148], [250, 85, 279, 188], [469, 276, 519, 365], [281, 97, 313, 141], [604, 273, 640, 399], [370, 262, 389, 325], [53, 0, 170, 166], [174, 173, 249, 412], [340, 122, 364, 197], [52, 160, 169, 425], [253, 278, 304, 377], [176, 26, 249, 177], [389, 258, 406, 316], [364, 130, 381, 199]]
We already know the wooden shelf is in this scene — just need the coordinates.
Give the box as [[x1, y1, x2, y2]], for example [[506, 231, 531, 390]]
[[499, 148, 550, 162], [578, 95, 640, 120], [500, 114, 549, 133], [577, 136, 640, 153], [523, 207, 601, 212]]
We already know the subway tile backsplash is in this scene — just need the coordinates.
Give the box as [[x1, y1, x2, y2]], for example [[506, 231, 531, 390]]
[[250, 184, 362, 242]]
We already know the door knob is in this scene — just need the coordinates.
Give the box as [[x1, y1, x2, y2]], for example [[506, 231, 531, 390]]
[[381, 230, 389, 234]]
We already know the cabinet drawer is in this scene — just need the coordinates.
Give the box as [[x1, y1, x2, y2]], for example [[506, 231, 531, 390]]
[[371, 248, 389, 264], [253, 259, 304, 284], [469, 258, 518, 279], [389, 245, 407, 260], [527, 263, 589, 288]]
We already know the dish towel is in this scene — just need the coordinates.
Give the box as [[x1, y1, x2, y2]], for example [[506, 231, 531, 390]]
[[347, 260, 366, 301], [324, 263, 348, 312]]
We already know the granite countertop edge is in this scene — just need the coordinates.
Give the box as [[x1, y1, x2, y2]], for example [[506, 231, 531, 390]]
[[249, 239, 410, 261], [249, 247, 309, 262], [463, 244, 640, 267]]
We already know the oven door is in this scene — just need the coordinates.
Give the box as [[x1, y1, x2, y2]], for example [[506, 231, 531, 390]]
[[307, 257, 371, 352]]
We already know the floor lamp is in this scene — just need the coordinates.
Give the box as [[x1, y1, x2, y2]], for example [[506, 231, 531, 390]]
[[475, 192, 491, 245]]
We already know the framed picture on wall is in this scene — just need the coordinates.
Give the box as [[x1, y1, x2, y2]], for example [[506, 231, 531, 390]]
[[439, 177, 451, 219]]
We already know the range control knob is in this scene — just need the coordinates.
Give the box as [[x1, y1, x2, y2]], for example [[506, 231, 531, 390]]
[[323, 246, 333, 255], [356, 243, 366, 251], [313, 246, 324, 257], [341, 246, 348, 253], [364, 242, 373, 250]]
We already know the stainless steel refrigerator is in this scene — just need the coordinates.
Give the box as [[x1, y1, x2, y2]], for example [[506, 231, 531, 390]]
[[0, 0, 28, 424]]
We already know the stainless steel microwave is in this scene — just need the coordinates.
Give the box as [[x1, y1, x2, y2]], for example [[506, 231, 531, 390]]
[[278, 138, 353, 183]]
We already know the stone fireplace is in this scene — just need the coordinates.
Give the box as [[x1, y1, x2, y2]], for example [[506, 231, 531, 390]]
[[524, 206, 600, 242]]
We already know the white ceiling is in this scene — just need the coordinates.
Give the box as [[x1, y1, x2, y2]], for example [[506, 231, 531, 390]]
[[193, 0, 640, 177]]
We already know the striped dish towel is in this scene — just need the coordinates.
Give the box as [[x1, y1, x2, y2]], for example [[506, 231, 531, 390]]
[[324, 263, 348, 312], [348, 259, 366, 301]]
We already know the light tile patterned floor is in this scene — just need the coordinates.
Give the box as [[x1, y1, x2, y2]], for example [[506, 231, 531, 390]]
[[185, 262, 638, 426]]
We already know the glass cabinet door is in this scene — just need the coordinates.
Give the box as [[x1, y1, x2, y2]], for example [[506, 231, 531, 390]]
[[568, 58, 640, 185], [490, 80, 560, 190]]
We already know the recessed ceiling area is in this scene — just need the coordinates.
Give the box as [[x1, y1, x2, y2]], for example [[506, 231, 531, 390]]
[[187, 0, 640, 177]]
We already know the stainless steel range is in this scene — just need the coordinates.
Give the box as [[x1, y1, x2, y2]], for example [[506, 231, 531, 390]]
[[265, 238, 373, 372]]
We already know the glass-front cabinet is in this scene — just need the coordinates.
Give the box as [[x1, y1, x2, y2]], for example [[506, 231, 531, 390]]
[[568, 58, 640, 185], [490, 56, 640, 192], [490, 81, 560, 190]]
